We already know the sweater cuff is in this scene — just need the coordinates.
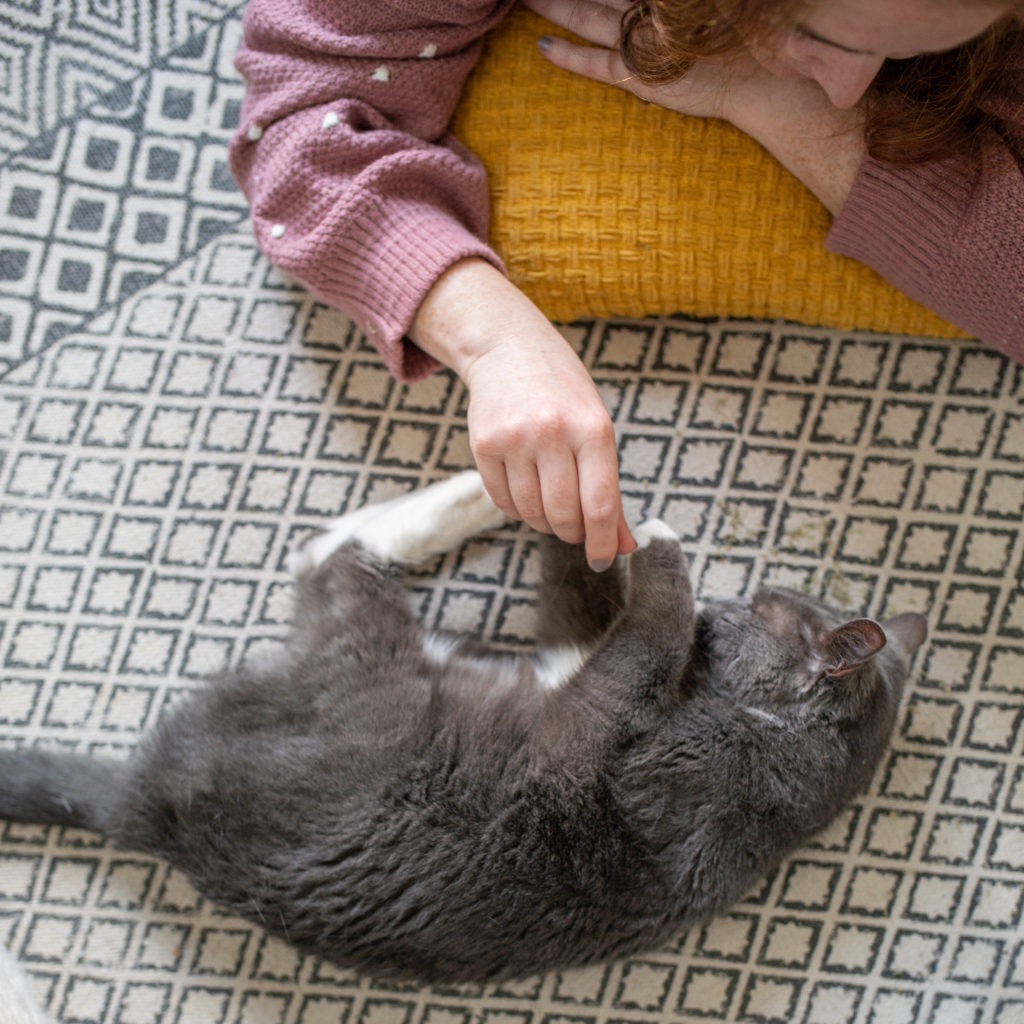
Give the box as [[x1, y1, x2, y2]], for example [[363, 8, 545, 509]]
[[255, 199, 505, 383], [825, 156, 969, 322]]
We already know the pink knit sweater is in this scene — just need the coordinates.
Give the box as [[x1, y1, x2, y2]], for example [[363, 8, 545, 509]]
[[229, 0, 1024, 377]]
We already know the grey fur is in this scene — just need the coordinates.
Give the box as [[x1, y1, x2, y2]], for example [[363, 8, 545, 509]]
[[0, 498, 926, 983]]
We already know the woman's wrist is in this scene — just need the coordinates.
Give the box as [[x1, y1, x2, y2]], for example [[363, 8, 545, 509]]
[[409, 258, 552, 382]]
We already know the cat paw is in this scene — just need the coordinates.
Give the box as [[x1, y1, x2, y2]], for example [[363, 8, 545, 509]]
[[289, 471, 506, 572], [633, 519, 679, 548], [287, 493, 396, 577], [288, 525, 350, 577], [363, 470, 506, 564], [286, 534, 325, 577]]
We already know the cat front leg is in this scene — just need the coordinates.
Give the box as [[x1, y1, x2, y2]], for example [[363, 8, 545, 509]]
[[535, 536, 626, 648], [632, 519, 680, 548], [580, 521, 694, 696], [535, 521, 692, 688], [532, 520, 695, 748], [289, 470, 507, 574], [626, 520, 696, 646]]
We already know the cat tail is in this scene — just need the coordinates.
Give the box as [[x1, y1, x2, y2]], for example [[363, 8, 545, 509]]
[[0, 748, 126, 833]]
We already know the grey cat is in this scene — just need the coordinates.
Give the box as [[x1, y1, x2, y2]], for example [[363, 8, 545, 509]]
[[0, 472, 926, 983]]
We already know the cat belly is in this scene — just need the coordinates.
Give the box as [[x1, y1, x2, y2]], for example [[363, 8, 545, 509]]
[[420, 633, 588, 693], [421, 632, 589, 693]]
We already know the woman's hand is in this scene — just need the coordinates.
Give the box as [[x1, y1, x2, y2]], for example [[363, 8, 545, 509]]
[[521, 0, 867, 215], [410, 258, 635, 571], [523, 0, 735, 118]]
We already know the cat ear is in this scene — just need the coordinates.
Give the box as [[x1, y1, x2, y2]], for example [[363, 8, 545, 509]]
[[881, 612, 928, 655], [819, 619, 887, 680]]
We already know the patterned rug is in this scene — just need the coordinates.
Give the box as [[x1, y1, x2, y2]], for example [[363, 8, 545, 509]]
[[1, 3, 1023, 1024]]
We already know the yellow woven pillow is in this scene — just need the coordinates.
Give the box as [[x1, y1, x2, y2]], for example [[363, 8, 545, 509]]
[[453, 7, 965, 338]]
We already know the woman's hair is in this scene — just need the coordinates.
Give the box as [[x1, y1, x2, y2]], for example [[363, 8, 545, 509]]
[[619, 0, 1024, 166]]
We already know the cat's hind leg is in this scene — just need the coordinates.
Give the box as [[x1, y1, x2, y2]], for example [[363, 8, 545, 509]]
[[289, 470, 506, 575], [286, 473, 504, 661], [0, 943, 52, 1024]]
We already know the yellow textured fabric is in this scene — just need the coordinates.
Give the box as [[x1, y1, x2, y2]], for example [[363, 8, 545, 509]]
[[453, 7, 966, 338]]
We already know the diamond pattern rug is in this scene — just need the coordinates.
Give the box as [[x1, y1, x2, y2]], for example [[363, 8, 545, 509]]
[[1, 3, 1023, 1024]]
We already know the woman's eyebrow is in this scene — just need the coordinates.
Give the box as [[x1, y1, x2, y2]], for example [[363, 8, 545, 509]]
[[795, 22, 876, 55]]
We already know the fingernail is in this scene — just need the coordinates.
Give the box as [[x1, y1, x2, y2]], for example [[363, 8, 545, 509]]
[[537, 35, 553, 52], [589, 557, 612, 573]]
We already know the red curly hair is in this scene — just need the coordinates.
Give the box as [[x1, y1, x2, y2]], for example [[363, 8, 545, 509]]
[[619, 0, 1024, 166]]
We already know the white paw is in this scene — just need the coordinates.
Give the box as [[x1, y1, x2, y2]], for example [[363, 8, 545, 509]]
[[352, 470, 503, 564], [633, 519, 679, 548], [533, 643, 589, 692], [287, 541, 315, 577], [287, 501, 382, 576], [290, 471, 506, 572]]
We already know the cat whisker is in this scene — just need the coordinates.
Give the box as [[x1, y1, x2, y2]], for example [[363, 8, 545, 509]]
[[249, 896, 267, 925]]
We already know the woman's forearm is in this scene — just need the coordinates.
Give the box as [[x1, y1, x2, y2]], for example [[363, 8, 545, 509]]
[[410, 258, 635, 569]]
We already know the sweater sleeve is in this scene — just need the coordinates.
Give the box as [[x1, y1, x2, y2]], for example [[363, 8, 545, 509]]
[[228, 0, 515, 381], [825, 57, 1024, 361]]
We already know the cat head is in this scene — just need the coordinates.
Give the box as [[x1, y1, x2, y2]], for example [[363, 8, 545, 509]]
[[698, 587, 927, 721]]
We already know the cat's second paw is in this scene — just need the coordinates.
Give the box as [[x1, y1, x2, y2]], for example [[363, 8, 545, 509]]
[[287, 532, 329, 577], [289, 471, 507, 573], [633, 520, 679, 548]]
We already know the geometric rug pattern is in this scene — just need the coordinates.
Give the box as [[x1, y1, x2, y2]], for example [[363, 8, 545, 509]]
[[1, 228, 1022, 1024], [0, 1, 244, 161], [1, 3, 1023, 1023], [0, 0, 248, 373]]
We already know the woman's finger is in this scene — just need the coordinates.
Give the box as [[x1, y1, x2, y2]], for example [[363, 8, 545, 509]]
[[538, 36, 632, 88], [537, 448, 586, 545], [535, 30, 721, 116], [521, 0, 626, 49], [476, 456, 519, 522], [576, 434, 632, 570], [536, 34, 639, 93], [504, 460, 553, 535]]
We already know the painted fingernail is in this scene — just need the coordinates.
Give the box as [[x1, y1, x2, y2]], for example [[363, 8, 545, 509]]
[[589, 557, 612, 573], [537, 35, 553, 52]]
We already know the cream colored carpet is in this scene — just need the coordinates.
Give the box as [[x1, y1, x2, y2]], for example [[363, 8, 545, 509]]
[[0, 3, 1022, 1023]]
